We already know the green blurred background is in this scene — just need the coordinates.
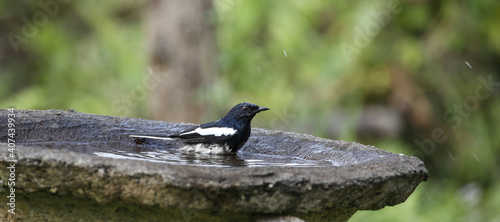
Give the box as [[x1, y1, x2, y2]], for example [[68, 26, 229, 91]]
[[1, 0, 500, 221]]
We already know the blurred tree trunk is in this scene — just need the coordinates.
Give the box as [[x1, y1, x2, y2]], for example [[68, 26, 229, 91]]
[[147, 0, 215, 123]]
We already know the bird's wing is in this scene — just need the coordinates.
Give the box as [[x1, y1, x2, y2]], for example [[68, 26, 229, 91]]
[[172, 122, 237, 144]]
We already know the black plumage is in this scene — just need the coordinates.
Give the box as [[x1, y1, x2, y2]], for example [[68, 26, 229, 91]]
[[130, 102, 269, 154]]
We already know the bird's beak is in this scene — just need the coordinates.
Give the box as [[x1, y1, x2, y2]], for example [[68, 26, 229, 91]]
[[257, 106, 270, 112]]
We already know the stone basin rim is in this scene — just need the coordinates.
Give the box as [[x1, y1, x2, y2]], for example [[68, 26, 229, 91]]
[[0, 109, 428, 189], [4, 143, 427, 190]]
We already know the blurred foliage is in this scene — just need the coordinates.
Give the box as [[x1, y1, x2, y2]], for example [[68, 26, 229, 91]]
[[0, 0, 148, 117], [1, 0, 500, 220]]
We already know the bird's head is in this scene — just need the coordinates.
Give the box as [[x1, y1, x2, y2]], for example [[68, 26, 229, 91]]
[[224, 102, 269, 123]]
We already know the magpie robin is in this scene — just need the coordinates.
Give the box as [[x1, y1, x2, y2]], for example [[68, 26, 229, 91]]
[[130, 102, 269, 154]]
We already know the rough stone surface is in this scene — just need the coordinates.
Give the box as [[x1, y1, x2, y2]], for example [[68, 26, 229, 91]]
[[0, 109, 428, 221]]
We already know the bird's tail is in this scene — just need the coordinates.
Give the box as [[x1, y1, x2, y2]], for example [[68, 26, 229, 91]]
[[129, 135, 175, 141]]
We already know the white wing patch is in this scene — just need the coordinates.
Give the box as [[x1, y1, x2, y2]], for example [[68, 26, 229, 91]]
[[180, 127, 237, 137]]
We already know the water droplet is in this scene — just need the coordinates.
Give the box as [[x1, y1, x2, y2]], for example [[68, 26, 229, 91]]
[[448, 152, 455, 162], [465, 61, 473, 69], [425, 191, 432, 200], [472, 152, 480, 162]]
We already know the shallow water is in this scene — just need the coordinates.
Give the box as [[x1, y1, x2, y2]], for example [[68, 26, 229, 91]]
[[21, 141, 332, 167]]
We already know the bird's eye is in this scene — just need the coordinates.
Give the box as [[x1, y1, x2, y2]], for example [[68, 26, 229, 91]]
[[242, 106, 248, 111]]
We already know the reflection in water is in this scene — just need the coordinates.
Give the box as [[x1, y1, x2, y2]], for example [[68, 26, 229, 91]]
[[21, 141, 330, 167]]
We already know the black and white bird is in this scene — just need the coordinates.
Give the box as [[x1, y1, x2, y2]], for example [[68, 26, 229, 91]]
[[129, 102, 269, 154]]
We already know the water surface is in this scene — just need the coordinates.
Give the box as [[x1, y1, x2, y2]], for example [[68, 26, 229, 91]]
[[21, 141, 332, 167]]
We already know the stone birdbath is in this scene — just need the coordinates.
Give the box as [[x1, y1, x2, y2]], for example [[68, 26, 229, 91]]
[[0, 109, 427, 221]]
